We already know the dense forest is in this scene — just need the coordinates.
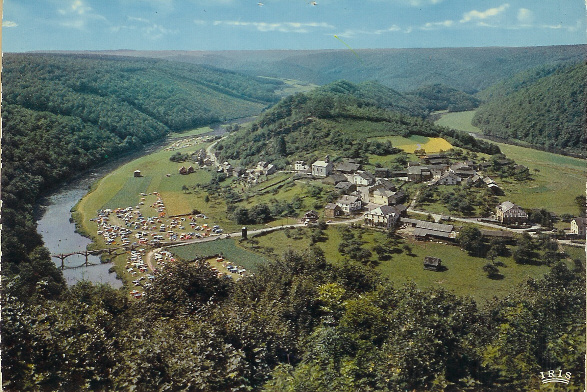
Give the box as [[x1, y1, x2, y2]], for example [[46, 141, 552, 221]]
[[87, 45, 587, 92], [472, 62, 587, 156], [215, 80, 500, 167], [2, 53, 280, 303], [3, 249, 584, 391], [407, 84, 481, 112]]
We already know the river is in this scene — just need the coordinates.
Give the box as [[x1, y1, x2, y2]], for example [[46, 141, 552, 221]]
[[35, 120, 243, 287], [37, 172, 123, 288]]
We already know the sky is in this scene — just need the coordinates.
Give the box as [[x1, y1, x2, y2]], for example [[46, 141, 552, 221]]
[[3, 0, 586, 52]]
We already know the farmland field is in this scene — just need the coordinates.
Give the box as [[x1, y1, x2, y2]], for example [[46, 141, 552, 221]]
[[371, 135, 453, 153]]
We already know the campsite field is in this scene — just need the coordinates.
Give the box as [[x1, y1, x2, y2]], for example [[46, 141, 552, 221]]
[[436, 111, 586, 215]]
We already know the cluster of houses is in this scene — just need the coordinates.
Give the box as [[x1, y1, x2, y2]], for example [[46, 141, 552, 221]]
[[298, 154, 503, 194], [216, 160, 277, 185]]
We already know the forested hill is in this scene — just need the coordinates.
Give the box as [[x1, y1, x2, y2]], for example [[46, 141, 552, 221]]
[[1, 53, 280, 301], [472, 62, 587, 156], [406, 84, 480, 112], [216, 80, 499, 167], [81, 44, 586, 92]]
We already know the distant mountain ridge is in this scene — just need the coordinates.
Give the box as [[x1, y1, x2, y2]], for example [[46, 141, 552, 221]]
[[48, 45, 586, 93]]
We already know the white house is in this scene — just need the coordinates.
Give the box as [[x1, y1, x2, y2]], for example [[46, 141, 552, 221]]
[[352, 171, 376, 186], [294, 160, 309, 172], [570, 217, 587, 237], [336, 195, 362, 214], [496, 201, 528, 225], [312, 160, 333, 177], [363, 205, 401, 228]]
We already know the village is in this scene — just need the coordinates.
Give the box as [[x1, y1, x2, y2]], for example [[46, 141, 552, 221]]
[[99, 136, 586, 294]]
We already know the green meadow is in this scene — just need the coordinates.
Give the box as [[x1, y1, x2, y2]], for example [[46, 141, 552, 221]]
[[170, 238, 273, 273], [244, 225, 559, 303]]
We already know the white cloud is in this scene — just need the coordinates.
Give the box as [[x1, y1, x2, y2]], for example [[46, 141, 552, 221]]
[[111, 17, 177, 39], [420, 20, 454, 30], [213, 20, 334, 33], [517, 8, 534, 24], [57, 0, 106, 30], [336, 25, 402, 38], [461, 4, 510, 23], [2, 21, 18, 28], [58, 0, 92, 16]]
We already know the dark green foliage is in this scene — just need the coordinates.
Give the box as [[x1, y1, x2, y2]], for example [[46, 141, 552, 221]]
[[480, 263, 585, 390], [457, 225, 484, 257], [3, 246, 585, 391], [473, 62, 587, 156], [407, 83, 481, 112]]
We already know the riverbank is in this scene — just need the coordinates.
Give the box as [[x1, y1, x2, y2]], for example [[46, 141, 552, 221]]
[[37, 121, 247, 287]]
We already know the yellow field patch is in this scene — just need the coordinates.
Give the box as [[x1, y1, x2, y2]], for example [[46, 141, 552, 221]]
[[373, 135, 453, 154], [399, 137, 453, 153]]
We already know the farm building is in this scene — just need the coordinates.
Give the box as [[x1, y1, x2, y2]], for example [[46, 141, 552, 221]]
[[430, 172, 461, 186], [496, 201, 528, 225], [303, 210, 319, 224], [402, 218, 456, 241], [570, 217, 587, 237], [324, 203, 343, 218], [363, 205, 402, 229], [423, 256, 443, 271]]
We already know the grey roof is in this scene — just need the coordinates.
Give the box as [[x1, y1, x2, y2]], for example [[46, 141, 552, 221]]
[[401, 218, 453, 232], [368, 205, 399, 216], [498, 201, 517, 212], [335, 162, 361, 172], [414, 228, 453, 238], [337, 195, 361, 204], [313, 160, 331, 167]]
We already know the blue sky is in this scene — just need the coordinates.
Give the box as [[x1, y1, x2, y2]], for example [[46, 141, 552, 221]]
[[3, 0, 585, 52]]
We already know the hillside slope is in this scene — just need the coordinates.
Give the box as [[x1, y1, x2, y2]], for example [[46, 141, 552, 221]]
[[215, 80, 500, 167], [80, 45, 586, 92], [472, 63, 587, 156]]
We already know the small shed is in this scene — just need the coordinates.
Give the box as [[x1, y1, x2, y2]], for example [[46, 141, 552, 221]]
[[324, 203, 343, 218], [424, 256, 442, 271], [134, 170, 142, 177]]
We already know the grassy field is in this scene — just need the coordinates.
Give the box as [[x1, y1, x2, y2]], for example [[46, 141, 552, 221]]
[[435, 111, 586, 216], [435, 111, 481, 134], [170, 238, 273, 273], [242, 225, 559, 303]]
